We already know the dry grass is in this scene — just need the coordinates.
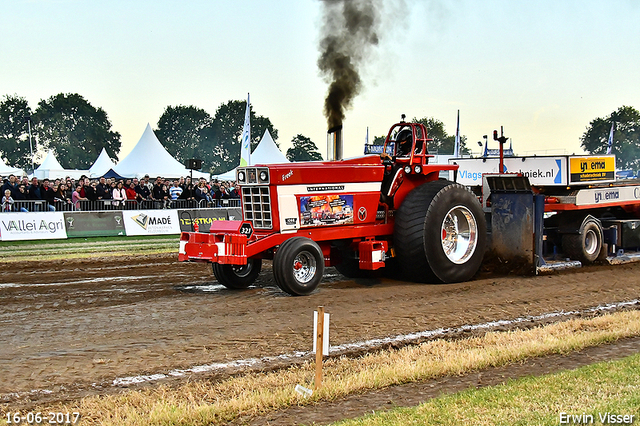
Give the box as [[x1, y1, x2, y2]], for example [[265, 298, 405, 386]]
[[13, 310, 640, 426]]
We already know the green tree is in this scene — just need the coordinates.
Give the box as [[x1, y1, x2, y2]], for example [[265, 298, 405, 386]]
[[33, 93, 121, 169], [286, 134, 323, 162], [412, 116, 469, 155], [580, 106, 640, 170], [372, 135, 385, 145], [0, 94, 34, 171], [156, 105, 216, 170], [211, 100, 278, 174]]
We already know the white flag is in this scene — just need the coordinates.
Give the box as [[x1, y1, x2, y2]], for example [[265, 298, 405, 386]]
[[606, 121, 615, 155], [453, 110, 460, 157], [240, 93, 251, 167]]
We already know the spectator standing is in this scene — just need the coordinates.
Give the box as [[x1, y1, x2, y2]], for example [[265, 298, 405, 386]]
[[169, 180, 183, 201], [84, 179, 97, 202], [2, 189, 14, 212], [125, 182, 137, 201], [41, 179, 57, 211], [72, 185, 88, 210], [1, 174, 18, 198], [229, 184, 241, 198], [152, 177, 168, 208], [112, 181, 126, 206], [13, 184, 29, 211], [96, 177, 109, 200], [28, 177, 41, 201]]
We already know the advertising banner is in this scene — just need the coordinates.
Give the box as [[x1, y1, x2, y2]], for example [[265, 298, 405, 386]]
[[0, 212, 67, 241], [64, 211, 125, 238], [451, 157, 567, 186], [177, 209, 230, 233], [298, 194, 354, 227], [122, 209, 181, 236], [569, 156, 615, 183]]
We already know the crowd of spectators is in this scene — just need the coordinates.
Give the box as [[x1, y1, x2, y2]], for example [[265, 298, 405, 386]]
[[0, 173, 241, 212]]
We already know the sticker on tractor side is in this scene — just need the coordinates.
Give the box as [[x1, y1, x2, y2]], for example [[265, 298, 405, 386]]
[[298, 194, 354, 227], [239, 222, 253, 238]]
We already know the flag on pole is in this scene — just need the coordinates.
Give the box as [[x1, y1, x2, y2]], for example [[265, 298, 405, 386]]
[[365, 126, 369, 145], [240, 93, 251, 167], [453, 110, 460, 157], [606, 121, 615, 155]]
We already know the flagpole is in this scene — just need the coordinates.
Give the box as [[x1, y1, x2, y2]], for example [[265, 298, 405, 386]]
[[606, 121, 615, 155], [240, 93, 251, 167]]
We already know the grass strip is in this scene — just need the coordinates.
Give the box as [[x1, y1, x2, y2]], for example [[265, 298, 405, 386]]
[[14, 309, 640, 426], [335, 353, 640, 426], [0, 236, 180, 261]]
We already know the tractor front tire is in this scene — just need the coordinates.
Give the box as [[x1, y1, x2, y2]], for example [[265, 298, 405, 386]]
[[273, 237, 324, 296], [212, 258, 262, 289], [394, 181, 486, 283]]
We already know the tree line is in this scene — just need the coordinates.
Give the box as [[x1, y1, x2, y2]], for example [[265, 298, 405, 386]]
[[0, 93, 325, 174], [1, 93, 638, 173]]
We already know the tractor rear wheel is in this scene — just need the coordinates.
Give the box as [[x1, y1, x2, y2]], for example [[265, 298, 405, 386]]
[[394, 181, 486, 283], [212, 258, 262, 289], [273, 237, 324, 296]]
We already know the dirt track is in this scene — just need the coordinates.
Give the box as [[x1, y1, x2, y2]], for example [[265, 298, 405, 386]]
[[1, 254, 639, 411]]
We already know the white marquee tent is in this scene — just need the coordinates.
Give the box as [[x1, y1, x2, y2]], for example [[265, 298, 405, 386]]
[[214, 129, 289, 181], [0, 158, 24, 177], [89, 148, 117, 178], [34, 150, 87, 180], [113, 124, 210, 180]]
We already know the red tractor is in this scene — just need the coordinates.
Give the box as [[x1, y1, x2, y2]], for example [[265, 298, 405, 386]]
[[179, 118, 487, 295]]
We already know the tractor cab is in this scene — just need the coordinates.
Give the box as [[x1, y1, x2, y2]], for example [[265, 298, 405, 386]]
[[380, 118, 436, 208], [382, 120, 433, 168]]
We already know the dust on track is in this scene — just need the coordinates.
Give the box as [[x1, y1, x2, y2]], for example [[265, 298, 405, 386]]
[[0, 253, 639, 411]]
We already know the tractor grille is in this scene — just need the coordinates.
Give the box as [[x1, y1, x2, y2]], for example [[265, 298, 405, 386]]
[[242, 186, 272, 229]]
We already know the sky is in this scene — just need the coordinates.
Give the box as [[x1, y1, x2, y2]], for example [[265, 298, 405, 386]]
[[2, 0, 639, 166]]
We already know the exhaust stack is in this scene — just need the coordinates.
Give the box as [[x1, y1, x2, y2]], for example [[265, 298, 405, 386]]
[[327, 125, 343, 161]]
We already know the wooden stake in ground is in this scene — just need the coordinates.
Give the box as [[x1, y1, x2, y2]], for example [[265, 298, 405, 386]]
[[315, 306, 324, 389]]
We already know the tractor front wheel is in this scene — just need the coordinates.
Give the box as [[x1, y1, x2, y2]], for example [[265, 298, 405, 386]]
[[212, 259, 262, 289], [273, 237, 324, 296], [394, 181, 486, 283]]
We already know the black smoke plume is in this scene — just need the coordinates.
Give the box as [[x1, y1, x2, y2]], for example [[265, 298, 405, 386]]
[[318, 0, 381, 129]]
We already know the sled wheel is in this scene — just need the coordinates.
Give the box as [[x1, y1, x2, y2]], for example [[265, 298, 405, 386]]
[[394, 180, 486, 283], [562, 218, 603, 264], [212, 258, 262, 289], [273, 237, 324, 296]]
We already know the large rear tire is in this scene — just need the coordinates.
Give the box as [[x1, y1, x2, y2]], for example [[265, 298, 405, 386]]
[[562, 218, 603, 264], [273, 237, 324, 296], [394, 181, 486, 283], [212, 259, 262, 289]]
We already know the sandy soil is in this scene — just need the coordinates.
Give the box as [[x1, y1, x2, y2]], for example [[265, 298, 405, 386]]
[[0, 254, 639, 419]]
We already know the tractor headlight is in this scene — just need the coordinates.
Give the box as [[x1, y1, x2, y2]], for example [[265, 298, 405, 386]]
[[404, 165, 412, 174], [237, 170, 246, 183], [414, 165, 422, 174], [259, 169, 269, 183]]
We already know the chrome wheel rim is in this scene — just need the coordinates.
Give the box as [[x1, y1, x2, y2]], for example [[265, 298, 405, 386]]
[[440, 205, 478, 264], [292, 251, 317, 283]]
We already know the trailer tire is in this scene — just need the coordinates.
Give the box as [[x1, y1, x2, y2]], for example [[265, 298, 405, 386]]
[[273, 237, 324, 296], [212, 258, 262, 289], [394, 181, 486, 283], [562, 218, 603, 264]]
